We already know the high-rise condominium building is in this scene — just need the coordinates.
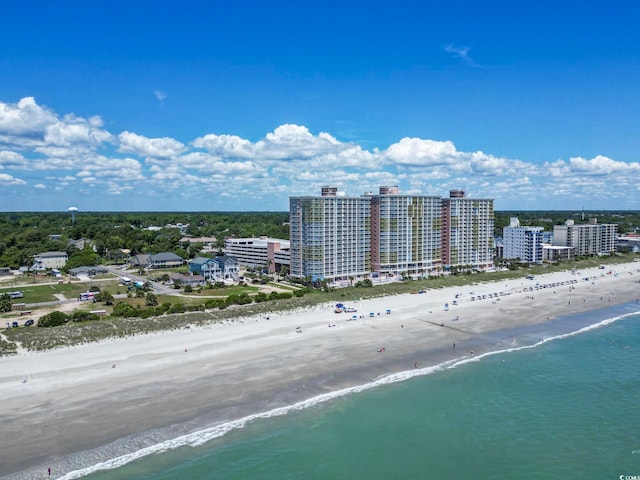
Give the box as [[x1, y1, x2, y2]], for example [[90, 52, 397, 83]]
[[553, 219, 617, 256], [503, 217, 544, 263], [369, 186, 442, 276], [441, 190, 495, 269], [289, 187, 371, 281], [290, 186, 494, 282]]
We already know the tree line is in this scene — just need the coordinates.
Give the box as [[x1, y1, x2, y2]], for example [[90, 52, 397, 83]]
[[0, 211, 290, 269], [1, 210, 638, 269]]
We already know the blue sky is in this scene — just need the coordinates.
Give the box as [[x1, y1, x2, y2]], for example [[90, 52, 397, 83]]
[[1, 0, 639, 212]]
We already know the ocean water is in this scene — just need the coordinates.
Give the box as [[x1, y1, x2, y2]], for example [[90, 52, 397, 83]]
[[65, 304, 640, 480]]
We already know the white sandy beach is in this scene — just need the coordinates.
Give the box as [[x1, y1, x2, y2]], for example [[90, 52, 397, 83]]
[[1, 263, 639, 478]]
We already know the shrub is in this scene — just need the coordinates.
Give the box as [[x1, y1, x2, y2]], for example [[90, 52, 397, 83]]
[[139, 309, 156, 319], [254, 292, 269, 303], [112, 301, 135, 317], [158, 302, 171, 312], [186, 304, 205, 312], [204, 299, 225, 309], [226, 294, 253, 306], [38, 311, 69, 327], [71, 311, 99, 322], [169, 303, 185, 314], [269, 291, 293, 300]]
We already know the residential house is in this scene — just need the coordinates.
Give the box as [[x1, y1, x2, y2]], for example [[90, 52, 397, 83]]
[[69, 266, 108, 277], [169, 273, 206, 287], [149, 252, 184, 269], [129, 252, 184, 269], [189, 255, 240, 283]]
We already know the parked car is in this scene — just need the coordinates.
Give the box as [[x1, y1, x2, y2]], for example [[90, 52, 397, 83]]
[[11, 321, 19, 328], [24, 319, 34, 327]]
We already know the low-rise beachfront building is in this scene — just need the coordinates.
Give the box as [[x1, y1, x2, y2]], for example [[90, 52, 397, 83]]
[[542, 245, 576, 262], [553, 219, 617, 257], [503, 217, 544, 264], [224, 237, 290, 274], [441, 190, 495, 271], [189, 255, 240, 283], [32, 251, 69, 271]]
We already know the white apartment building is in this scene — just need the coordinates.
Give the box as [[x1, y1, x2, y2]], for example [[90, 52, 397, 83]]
[[369, 186, 442, 276], [553, 219, 617, 256], [503, 217, 544, 263], [543, 245, 575, 262], [32, 251, 69, 271], [441, 190, 494, 270], [224, 237, 290, 273], [289, 187, 371, 282]]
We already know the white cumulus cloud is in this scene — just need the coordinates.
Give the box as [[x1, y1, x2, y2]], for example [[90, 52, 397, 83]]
[[0, 173, 26, 185], [118, 131, 186, 159]]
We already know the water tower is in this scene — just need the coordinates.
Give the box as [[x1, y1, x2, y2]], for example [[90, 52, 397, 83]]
[[68, 206, 78, 224]]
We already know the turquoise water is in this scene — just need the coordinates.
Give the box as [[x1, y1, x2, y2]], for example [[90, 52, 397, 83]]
[[72, 307, 640, 479]]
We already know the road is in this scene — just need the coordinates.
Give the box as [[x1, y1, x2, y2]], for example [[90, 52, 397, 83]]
[[103, 266, 178, 295]]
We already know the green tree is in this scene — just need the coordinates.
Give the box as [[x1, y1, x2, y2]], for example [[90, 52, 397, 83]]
[[145, 292, 158, 306], [65, 249, 100, 270], [99, 291, 114, 305], [0, 294, 11, 313]]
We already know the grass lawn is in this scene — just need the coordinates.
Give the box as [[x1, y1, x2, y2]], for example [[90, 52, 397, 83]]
[[0, 280, 122, 303]]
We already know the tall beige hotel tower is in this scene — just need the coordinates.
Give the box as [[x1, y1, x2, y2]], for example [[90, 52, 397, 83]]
[[441, 189, 494, 269], [369, 186, 442, 276]]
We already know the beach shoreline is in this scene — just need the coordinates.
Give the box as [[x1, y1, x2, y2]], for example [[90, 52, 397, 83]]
[[1, 263, 639, 479]]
